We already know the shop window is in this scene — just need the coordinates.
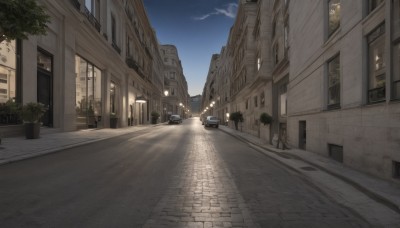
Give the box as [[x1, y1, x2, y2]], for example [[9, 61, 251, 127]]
[[367, 24, 385, 103], [0, 40, 17, 104], [327, 54, 341, 109], [369, 0, 384, 13], [75, 55, 102, 128], [328, 0, 341, 37]]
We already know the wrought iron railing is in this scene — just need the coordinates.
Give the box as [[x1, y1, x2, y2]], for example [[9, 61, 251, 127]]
[[112, 42, 121, 54], [70, 0, 80, 10], [126, 57, 138, 71], [84, 7, 101, 32]]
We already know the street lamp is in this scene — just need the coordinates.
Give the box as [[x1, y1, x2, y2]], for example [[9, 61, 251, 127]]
[[164, 90, 169, 96]]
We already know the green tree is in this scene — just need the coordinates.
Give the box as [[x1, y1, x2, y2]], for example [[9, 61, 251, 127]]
[[229, 111, 243, 130], [0, 0, 50, 43], [260, 112, 273, 125]]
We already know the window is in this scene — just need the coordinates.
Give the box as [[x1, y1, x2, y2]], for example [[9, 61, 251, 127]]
[[284, 23, 289, 51], [75, 55, 102, 128], [280, 83, 287, 116], [257, 57, 261, 71], [260, 92, 265, 107], [368, 24, 385, 103], [272, 19, 276, 38], [246, 99, 249, 109], [111, 14, 116, 43], [369, 0, 384, 13], [328, 0, 340, 37], [327, 55, 340, 108], [0, 40, 17, 103], [110, 81, 116, 114], [273, 43, 279, 65], [393, 43, 400, 99], [170, 72, 176, 79], [394, 0, 400, 38], [254, 96, 258, 108]]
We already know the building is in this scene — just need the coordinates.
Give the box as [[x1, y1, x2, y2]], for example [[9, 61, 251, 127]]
[[160, 44, 189, 121], [202, 0, 400, 182], [0, 0, 188, 136], [190, 95, 202, 116], [288, 0, 400, 181]]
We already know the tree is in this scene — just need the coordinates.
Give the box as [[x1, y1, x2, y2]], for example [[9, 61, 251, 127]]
[[229, 111, 243, 130], [0, 0, 50, 43]]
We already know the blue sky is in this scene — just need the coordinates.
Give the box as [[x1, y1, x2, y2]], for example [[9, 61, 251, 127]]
[[143, 0, 238, 96]]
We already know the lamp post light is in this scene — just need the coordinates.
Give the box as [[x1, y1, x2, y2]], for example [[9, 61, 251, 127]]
[[226, 113, 230, 126]]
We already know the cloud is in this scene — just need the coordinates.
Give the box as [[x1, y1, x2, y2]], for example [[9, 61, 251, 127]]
[[193, 3, 238, 21]]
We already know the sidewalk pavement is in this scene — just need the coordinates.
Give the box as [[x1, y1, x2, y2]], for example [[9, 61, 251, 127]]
[[218, 125, 400, 223], [0, 122, 399, 224]]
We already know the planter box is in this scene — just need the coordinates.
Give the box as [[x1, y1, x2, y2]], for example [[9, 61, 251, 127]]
[[25, 123, 41, 139]]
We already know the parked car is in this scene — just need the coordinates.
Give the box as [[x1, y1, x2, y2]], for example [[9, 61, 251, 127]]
[[204, 116, 219, 128], [169, 114, 182, 124]]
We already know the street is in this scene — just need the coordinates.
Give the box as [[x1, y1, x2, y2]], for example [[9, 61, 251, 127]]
[[0, 118, 369, 227]]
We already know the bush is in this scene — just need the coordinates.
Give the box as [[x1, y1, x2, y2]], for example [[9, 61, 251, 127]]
[[260, 112, 273, 125], [21, 102, 46, 123], [151, 111, 160, 118]]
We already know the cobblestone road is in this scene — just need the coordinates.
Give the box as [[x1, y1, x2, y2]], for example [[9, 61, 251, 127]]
[[144, 122, 369, 227]]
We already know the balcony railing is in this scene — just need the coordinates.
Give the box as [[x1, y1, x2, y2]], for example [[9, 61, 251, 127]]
[[84, 7, 101, 32], [126, 57, 138, 71], [112, 42, 121, 54], [70, 0, 80, 10], [368, 86, 386, 103]]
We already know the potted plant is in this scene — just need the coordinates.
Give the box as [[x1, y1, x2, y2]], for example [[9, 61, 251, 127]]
[[151, 111, 160, 124], [20, 102, 46, 139], [229, 111, 244, 130], [110, 112, 118, 128]]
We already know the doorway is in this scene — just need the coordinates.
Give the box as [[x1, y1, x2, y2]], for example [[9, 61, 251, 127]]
[[37, 49, 53, 127], [299, 121, 306, 150]]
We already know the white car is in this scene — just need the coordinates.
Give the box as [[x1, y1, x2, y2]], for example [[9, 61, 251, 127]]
[[204, 116, 219, 128]]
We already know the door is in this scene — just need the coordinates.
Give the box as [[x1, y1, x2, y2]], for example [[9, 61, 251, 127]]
[[37, 70, 52, 127], [37, 49, 53, 127], [299, 121, 306, 150]]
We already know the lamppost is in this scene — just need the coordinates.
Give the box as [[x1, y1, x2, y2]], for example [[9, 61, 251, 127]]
[[136, 95, 146, 125], [163, 90, 169, 122]]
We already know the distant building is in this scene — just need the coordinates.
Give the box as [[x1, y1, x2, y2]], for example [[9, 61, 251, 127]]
[[190, 95, 202, 116]]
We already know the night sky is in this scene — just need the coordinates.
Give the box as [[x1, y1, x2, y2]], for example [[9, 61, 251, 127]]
[[143, 0, 238, 96]]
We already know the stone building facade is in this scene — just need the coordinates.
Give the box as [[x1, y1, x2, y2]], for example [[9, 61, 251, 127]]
[[202, 0, 400, 182], [160, 45, 189, 121], [0, 0, 188, 135]]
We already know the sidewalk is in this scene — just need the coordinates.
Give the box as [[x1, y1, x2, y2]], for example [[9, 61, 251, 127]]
[[0, 124, 159, 165], [218, 125, 400, 225]]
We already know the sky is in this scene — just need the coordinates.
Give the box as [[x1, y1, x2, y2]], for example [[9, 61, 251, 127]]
[[142, 0, 238, 96]]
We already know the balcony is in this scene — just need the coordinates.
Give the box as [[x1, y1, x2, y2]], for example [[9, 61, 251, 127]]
[[112, 42, 121, 54], [70, 0, 80, 10], [84, 7, 101, 32], [126, 57, 138, 71]]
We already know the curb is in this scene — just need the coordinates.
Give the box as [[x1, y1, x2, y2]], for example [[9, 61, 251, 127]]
[[218, 127, 400, 215]]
